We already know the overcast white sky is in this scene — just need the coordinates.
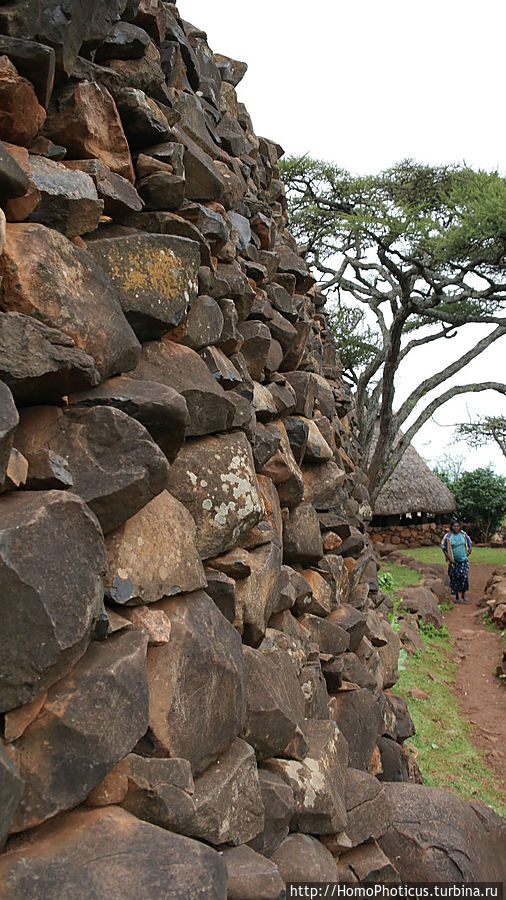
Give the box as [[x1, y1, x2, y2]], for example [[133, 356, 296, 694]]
[[182, 0, 506, 473]]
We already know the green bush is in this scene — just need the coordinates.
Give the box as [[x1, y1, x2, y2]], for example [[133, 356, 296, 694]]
[[452, 467, 506, 541]]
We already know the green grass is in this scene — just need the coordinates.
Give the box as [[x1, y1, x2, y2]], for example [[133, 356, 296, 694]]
[[379, 564, 421, 593], [381, 564, 506, 815], [401, 546, 506, 566]]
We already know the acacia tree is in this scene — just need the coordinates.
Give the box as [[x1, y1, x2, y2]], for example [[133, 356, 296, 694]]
[[280, 157, 506, 501], [456, 415, 506, 459]]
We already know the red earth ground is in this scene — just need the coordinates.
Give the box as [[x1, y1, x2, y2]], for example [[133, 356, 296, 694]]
[[442, 563, 505, 793]]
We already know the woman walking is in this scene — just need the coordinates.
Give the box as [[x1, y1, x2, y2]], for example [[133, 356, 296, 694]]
[[440, 519, 472, 603]]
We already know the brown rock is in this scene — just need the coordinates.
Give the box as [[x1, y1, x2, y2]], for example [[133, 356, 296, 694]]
[[234, 540, 283, 646], [345, 768, 391, 846], [263, 720, 348, 834], [0, 223, 141, 381], [222, 845, 284, 900], [105, 490, 206, 605], [0, 490, 106, 713], [14, 405, 169, 535], [302, 569, 334, 617], [330, 605, 367, 651], [10, 630, 149, 832], [260, 420, 304, 509], [182, 738, 264, 846], [145, 591, 245, 774], [397, 587, 443, 629], [283, 502, 324, 565], [303, 460, 346, 509], [0, 56, 45, 147], [132, 341, 235, 438], [338, 841, 400, 883], [85, 767, 128, 808], [0, 806, 227, 899], [379, 783, 506, 881], [271, 833, 339, 883], [119, 754, 196, 833], [44, 81, 134, 182], [248, 769, 294, 857], [168, 431, 264, 559], [298, 614, 350, 656], [242, 647, 307, 760]]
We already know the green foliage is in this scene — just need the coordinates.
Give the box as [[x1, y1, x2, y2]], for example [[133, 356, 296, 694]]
[[326, 302, 379, 376], [451, 467, 506, 541], [432, 452, 466, 489], [378, 571, 394, 591]]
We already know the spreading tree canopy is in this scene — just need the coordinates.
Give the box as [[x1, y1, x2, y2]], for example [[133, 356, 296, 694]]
[[280, 157, 506, 500]]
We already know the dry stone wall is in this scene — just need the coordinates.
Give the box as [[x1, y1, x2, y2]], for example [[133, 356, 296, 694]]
[[0, 2, 504, 896]]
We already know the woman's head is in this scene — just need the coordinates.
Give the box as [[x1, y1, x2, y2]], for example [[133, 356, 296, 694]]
[[450, 519, 461, 533]]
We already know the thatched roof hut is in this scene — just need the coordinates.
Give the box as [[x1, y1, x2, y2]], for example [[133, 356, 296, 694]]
[[373, 442, 456, 518]]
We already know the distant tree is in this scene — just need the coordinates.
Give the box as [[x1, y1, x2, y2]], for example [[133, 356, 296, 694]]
[[451, 467, 506, 541], [280, 156, 506, 501], [456, 415, 506, 459], [432, 453, 466, 490]]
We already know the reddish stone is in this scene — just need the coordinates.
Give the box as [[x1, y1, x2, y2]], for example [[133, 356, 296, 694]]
[[0, 56, 45, 147]]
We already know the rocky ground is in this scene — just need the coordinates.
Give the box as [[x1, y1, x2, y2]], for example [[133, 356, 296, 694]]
[[0, 2, 504, 897]]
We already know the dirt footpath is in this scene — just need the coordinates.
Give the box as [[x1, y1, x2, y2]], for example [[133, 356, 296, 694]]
[[443, 563, 506, 792]]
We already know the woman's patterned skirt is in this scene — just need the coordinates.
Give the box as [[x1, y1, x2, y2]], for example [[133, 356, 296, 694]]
[[448, 559, 469, 595]]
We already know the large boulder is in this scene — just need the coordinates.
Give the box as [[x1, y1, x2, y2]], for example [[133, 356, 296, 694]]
[[68, 375, 189, 462], [0, 490, 106, 712], [298, 614, 349, 656], [242, 647, 307, 760], [0, 806, 227, 899], [0, 380, 18, 483], [248, 769, 294, 857], [0, 56, 45, 147], [9, 630, 149, 832], [104, 490, 206, 605], [145, 591, 246, 774], [263, 720, 348, 834], [131, 340, 235, 437], [0, 223, 140, 380], [0, 743, 23, 851], [14, 405, 169, 534], [271, 833, 338, 883], [182, 738, 264, 846], [331, 688, 382, 770], [0, 312, 100, 404], [222, 845, 284, 900], [337, 841, 400, 883], [88, 234, 200, 341], [379, 783, 506, 881], [168, 432, 265, 559]]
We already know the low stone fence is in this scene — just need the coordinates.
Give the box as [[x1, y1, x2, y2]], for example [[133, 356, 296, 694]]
[[369, 522, 440, 548]]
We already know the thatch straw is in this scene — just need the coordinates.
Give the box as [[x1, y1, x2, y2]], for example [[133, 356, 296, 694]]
[[372, 439, 456, 516]]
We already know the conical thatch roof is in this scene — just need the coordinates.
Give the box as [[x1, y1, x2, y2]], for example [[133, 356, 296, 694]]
[[373, 439, 456, 517]]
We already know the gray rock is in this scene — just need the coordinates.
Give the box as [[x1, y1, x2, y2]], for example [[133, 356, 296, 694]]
[[0, 380, 18, 483], [0, 490, 106, 713], [10, 630, 149, 832], [283, 502, 324, 565], [222, 845, 284, 900], [25, 156, 103, 237], [145, 591, 245, 774], [131, 340, 235, 437], [0, 312, 100, 405], [63, 158, 143, 217], [88, 234, 199, 341], [248, 769, 294, 857], [95, 22, 150, 62], [0, 139, 30, 199], [182, 295, 223, 350], [183, 738, 264, 846], [271, 833, 339, 882], [0, 743, 23, 850], [14, 405, 169, 534], [242, 647, 307, 760], [120, 754, 196, 832], [332, 688, 382, 770], [0, 806, 227, 899], [69, 375, 189, 462]]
